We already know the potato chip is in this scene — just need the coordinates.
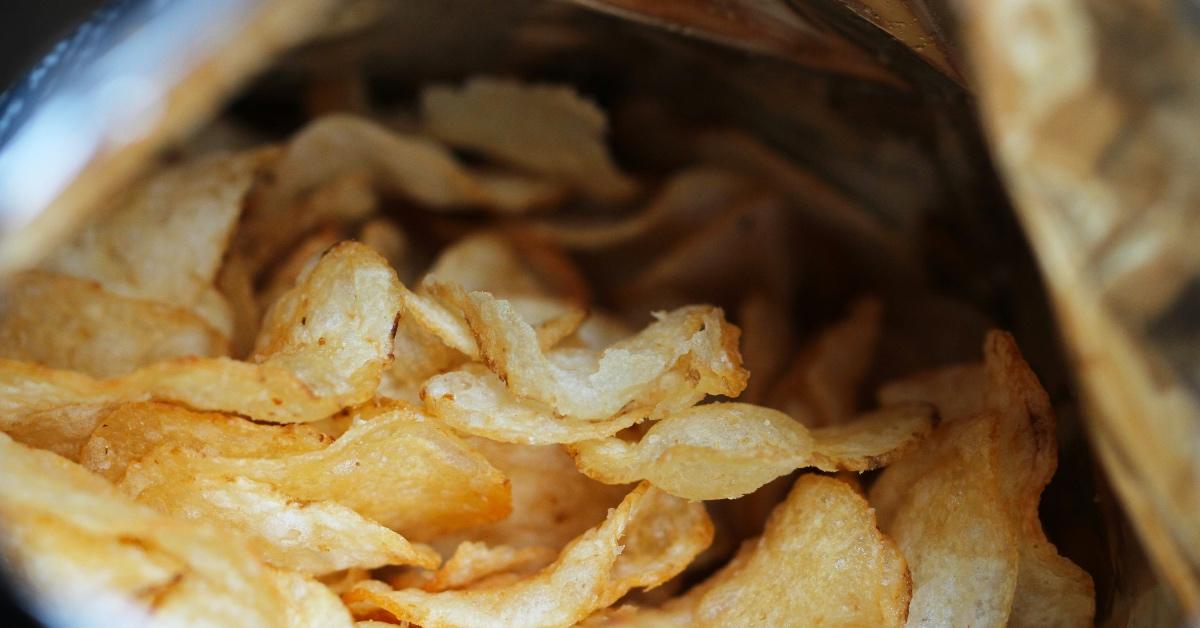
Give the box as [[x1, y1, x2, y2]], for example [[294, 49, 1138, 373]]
[[617, 194, 794, 313], [472, 170, 569, 214], [216, 251, 260, 359], [0, 271, 228, 377], [869, 332, 1094, 627], [120, 405, 511, 540], [421, 365, 646, 444], [421, 78, 636, 202], [426, 232, 560, 298], [430, 438, 629, 552], [569, 402, 932, 500], [737, 292, 795, 404], [416, 542, 557, 592], [358, 218, 419, 285], [0, 403, 112, 459], [257, 224, 346, 316], [345, 483, 711, 628], [269, 567, 355, 628], [136, 474, 440, 575], [78, 401, 330, 482], [876, 363, 986, 424], [451, 292, 747, 421], [768, 296, 882, 426], [529, 167, 748, 250], [41, 150, 275, 334], [583, 475, 910, 626], [0, 242, 400, 424], [0, 433, 295, 626]]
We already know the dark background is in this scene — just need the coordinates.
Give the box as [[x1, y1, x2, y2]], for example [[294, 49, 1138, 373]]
[[0, 0, 105, 92]]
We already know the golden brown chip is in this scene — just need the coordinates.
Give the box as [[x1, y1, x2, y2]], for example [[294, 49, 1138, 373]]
[[0, 241, 400, 424], [569, 402, 932, 500], [430, 438, 629, 553], [0, 403, 112, 459], [586, 474, 910, 626], [345, 483, 711, 628], [877, 362, 987, 423], [40, 150, 275, 334], [737, 291, 796, 404], [0, 433, 301, 626], [870, 331, 1094, 627], [120, 405, 510, 540], [78, 401, 328, 481], [0, 271, 228, 377], [768, 296, 882, 426], [421, 78, 636, 202], [137, 474, 440, 575]]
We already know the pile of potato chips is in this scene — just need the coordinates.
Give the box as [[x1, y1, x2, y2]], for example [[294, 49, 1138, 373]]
[[0, 78, 1094, 626]]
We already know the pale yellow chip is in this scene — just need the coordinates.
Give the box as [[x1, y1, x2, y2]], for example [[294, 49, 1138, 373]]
[[78, 401, 329, 481], [870, 331, 1094, 627], [0, 271, 228, 377], [136, 474, 440, 575], [410, 542, 557, 593], [215, 251, 260, 359], [768, 296, 882, 426], [255, 224, 345, 317], [119, 405, 510, 540], [345, 483, 711, 628], [430, 438, 630, 553], [268, 566, 355, 628], [421, 364, 645, 444], [569, 401, 932, 500], [41, 149, 275, 334], [584, 474, 911, 626], [0, 432, 309, 627], [421, 78, 636, 202], [451, 291, 747, 421], [0, 241, 400, 424]]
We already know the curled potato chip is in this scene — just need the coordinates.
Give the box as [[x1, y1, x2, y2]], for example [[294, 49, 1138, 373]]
[[421, 78, 636, 202], [345, 483, 712, 628], [430, 438, 629, 552], [136, 474, 440, 575], [120, 405, 511, 540], [454, 291, 747, 421], [415, 542, 557, 592], [870, 331, 1094, 627], [569, 402, 933, 500], [0, 242, 400, 424], [584, 474, 910, 627], [41, 150, 274, 334], [78, 401, 330, 482], [0, 271, 228, 377], [0, 432, 301, 627], [421, 364, 645, 444], [768, 296, 882, 426]]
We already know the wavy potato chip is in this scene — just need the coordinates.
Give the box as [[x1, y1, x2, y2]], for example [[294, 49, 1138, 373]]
[[78, 402, 330, 482], [136, 474, 439, 575], [407, 542, 557, 593], [456, 292, 747, 421], [768, 296, 882, 426], [0, 242, 400, 424], [0, 433, 306, 627], [346, 483, 711, 628], [41, 150, 274, 334], [430, 438, 630, 553], [120, 405, 510, 540], [869, 332, 1093, 627], [421, 364, 646, 445], [0, 271, 228, 377], [586, 474, 910, 627], [569, 402, 933, 500], [422, 78, 636, 202]]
